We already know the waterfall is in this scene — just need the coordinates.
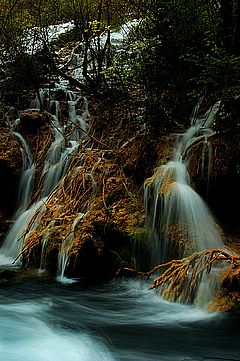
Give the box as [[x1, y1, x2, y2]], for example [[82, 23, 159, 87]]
[[0, 129, 36, 264], [41, 117, 66, 197], [1, 199, 47, 264], [68, 95, 89, 140], [144, 101, 223, 307], [0, 83, 89, 270]]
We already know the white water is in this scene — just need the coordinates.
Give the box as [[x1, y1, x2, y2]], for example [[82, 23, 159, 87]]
[[0, 300, 113, 361], [68, 96, 89, 140], [1, 199, 47, 265], [24, 22, 75, 55], [143, 101, 224, 309]]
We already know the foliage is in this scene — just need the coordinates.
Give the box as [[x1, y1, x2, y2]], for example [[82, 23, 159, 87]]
[[100, 0, 240, 130], [0, 1, 61, 99], [0, 0, 131, 97], [1, 0, 240, 132]]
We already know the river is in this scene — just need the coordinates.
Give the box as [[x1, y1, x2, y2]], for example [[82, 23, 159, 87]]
[[1, 278, 240, 361]]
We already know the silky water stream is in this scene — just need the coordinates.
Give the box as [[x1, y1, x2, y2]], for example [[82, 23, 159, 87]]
[[1, 97, 240, 360], [1, 279, 240, 361]]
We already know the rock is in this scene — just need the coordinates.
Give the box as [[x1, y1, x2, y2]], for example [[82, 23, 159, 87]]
[[0, 269, 18, 282], [0, 126, 22, 218], [18, 111, 47, 134]]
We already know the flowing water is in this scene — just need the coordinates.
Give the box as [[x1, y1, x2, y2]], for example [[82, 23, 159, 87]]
[[57, 213, 85, 283], [0, 83, 88, 271], [12, 132, 35, 216], [144, 101, 223, 266], [1, 278, 240, 361], [0, 199, 47, 264]]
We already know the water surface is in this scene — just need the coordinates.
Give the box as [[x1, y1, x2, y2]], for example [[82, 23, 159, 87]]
[[0, 279, 239, 361]]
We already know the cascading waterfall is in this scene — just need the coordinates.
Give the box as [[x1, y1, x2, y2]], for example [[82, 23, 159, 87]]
[[41, 93, 89, 197], [41, 101, 67, 197], [0, 83, 89, 273], [144, 100, 223, 307], [68, 96, 89, 140]]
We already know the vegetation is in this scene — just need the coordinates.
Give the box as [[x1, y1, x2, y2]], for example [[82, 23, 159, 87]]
[[0, 0, 240, 132]]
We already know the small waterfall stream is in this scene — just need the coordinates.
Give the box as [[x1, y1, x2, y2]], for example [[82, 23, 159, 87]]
[[145, 100, 222, 265], [57, 212, 85, 283], [12, 132, 35, 217]]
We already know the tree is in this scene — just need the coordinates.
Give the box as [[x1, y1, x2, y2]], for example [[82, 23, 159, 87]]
[[218, 0, 240, 54]]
